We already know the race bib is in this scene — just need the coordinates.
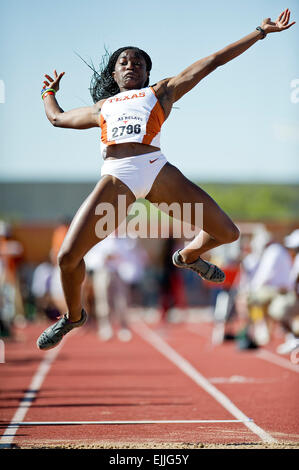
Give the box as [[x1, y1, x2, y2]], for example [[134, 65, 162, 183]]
[[107, 111, 146, 142]]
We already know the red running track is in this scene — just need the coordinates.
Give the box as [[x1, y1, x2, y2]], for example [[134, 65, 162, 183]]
[[0, 314, 299, 448]]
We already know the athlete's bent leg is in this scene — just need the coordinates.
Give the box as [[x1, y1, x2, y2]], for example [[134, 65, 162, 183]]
[[146, 163, 239, 272]]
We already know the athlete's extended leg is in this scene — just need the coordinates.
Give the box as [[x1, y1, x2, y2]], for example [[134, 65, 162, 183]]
[[146, 163, 239, 280], [37, 176, 135, 350], [57, 176, 136, 321]]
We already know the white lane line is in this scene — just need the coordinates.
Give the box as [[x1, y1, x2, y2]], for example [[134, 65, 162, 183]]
[[133, 321, 277, 444], [255, 349, 299, 374], [0, 343, 63, 448], [5, 419, 252, 426]]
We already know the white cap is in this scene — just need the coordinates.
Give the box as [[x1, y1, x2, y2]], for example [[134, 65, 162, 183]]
[[284, 229, 299, 249]]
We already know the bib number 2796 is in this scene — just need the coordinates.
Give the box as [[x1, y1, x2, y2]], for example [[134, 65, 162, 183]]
[[111, 123, 141, 139]]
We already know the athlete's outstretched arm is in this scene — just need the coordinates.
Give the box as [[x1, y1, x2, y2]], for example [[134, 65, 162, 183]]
[[165, 8, 295, 103], [41, 70, 101, 129]]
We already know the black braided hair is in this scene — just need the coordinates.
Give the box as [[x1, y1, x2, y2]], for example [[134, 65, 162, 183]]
[[88, 46, 152, 103]]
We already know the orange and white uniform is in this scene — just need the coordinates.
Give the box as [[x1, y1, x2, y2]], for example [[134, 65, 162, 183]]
[[100, 86, 165, 152], [100, 86, 168, 199]]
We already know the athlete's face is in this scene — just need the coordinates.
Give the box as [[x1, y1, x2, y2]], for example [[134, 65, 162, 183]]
[[112, 49, 149, 90]]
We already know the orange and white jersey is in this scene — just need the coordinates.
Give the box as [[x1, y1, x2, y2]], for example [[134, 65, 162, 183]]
[[100, 86, 165, 154]]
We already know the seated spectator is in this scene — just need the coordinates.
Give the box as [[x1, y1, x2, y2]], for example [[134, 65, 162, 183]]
[[271, 229, 299, 354], [247, 234, 293, 345]]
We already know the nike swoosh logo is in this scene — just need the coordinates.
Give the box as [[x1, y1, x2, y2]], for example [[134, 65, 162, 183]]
[[149, 158, 159, 164]]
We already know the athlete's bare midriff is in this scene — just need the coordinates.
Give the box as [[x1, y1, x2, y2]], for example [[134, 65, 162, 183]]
[[103, 142, 160, 160]]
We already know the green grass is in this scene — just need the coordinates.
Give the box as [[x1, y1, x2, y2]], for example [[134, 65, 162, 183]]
[[197, 183, 299, 221]]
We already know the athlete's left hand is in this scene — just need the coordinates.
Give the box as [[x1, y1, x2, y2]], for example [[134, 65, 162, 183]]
[[261, 8, 295, 34]]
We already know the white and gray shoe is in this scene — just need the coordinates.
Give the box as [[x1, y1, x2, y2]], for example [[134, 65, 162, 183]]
[[37, 309, 87, 350], [172, 250, 225, 283]]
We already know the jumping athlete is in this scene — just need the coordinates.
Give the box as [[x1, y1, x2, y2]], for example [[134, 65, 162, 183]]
[[37, 9, 295, 350]]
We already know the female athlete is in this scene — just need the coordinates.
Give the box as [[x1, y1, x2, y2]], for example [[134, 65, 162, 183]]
[[37, 9, 295, 350]]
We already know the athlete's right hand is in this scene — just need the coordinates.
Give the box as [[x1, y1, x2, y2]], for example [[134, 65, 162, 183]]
[[260, 9, 295, 34], [42, 70, 65, 92]]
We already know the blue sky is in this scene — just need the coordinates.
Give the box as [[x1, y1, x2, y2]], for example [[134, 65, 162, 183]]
[[0, 0, 298, 183]]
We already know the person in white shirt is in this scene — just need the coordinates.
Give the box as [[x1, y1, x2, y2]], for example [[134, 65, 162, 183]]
[[84, 235, 147, 341], [272, 229, 299, 354], [246, 239, 293, 345]]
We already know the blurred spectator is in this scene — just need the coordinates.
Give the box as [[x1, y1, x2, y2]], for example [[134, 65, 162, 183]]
[[29, 218, 72, 321], [117, 237, 148, 307], [159, 236, 187, 322], [246, 231, 293, 346], [234, 227, 273, 349], [270, 229, 299, 354], [0, 220, 23, 337], [205, 237, 241, 344], [84, 235, 147, 341], [242, 227, 272, 280], [31, 255, 60, 321]]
